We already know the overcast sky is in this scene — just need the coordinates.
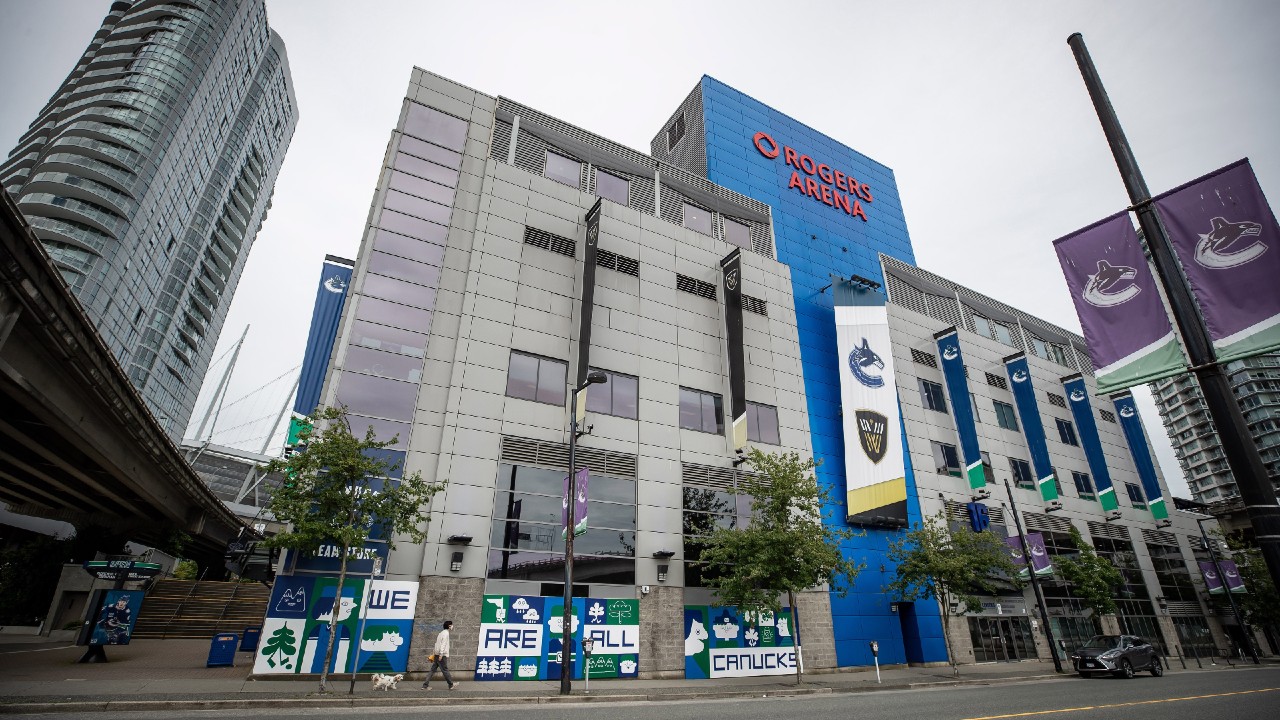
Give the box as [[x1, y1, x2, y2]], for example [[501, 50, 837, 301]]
[[3, 1, 1279, 498]]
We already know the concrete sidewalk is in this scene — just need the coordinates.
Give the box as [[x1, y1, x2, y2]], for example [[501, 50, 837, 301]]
[[0, 637, 1272, 714]]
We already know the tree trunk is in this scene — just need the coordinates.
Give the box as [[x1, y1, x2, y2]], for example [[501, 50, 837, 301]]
[[319, 545, 350, 692], [788, 589, 802, 686], [939, 591, 958, 677]]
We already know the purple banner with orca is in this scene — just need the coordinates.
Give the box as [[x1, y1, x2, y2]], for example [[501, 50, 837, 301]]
[[1005, 533, 1051, 578], [1053, 212, 1185, 394], [1199, 560, 1246, 595], [562, 468, 589, 538], [1152, 159, 1280, 362]]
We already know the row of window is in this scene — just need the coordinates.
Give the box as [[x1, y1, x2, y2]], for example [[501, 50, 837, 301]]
[[504, 350, 781, 444], [918, 379, 1081, 444], [930, 439, 1147, 506]]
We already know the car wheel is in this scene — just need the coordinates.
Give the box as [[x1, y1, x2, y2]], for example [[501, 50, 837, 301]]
[[1078, 671, 1092, 678], [1150, 660, 1163, 677], [1116, 660, 1134, 679]]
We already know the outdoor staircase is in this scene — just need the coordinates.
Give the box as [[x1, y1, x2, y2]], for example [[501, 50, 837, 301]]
[[133, 579, 271, 640]]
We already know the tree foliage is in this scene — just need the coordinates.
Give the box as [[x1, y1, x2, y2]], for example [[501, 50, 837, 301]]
[[1225, 536, 1280, 630], [0, 534, 68, 625], [887, 512, 1021, 675], [1054, 526, 1122, 618], [262, 406, 445, 690], [697, 449, 863, 683]]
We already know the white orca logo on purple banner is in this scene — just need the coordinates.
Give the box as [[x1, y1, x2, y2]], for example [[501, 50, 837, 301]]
[[1081, 260, 1140, 308], [1195, 216, 1266, 269]]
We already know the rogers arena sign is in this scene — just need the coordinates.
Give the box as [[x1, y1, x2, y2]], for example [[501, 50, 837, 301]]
[[753, 131, 872, 222]]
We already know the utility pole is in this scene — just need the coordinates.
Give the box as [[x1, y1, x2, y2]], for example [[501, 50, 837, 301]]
[[1004, 479, 1064, 673], [1196, 517, 1259, 664], [560, 371, 606, 696]]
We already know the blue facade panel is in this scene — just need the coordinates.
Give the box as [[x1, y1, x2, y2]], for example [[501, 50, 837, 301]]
[[696, 77, 944, 666]]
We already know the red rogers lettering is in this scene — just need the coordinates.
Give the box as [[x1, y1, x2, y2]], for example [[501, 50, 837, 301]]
[[751, 131, 871, 222]]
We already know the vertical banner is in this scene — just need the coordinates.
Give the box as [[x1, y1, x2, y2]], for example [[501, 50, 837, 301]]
[[1110, 392, 1168, 519], [936, 328, 985, 492], [1221, 560, 1247, 594], [1053, 212, 1186, 393], [684, 605, 795, 679], [1198, 561, 1224, 594], [1153, 159, 1280, 362], [575, 199, 603, 418], [561, 467, 589, 538], [295, 256, 354, 416], [1004, 354, 1059, 503], [1061, 374, 1119, 512], [834, 277, 907, 526], [721, 248, 747, 450], [1005, 534, 1052, 579]]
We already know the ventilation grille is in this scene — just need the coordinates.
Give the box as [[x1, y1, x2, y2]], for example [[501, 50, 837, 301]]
[[523, 226, 575, 258], [1100, 409, 1117, 423], [1047, 392, 1067, 408], [1022, 512, 1074, 534], [911, 349, 938, 368], [682, 462, 760, 491], [490, 119, 512, 161], [986, 372, 1008, 391], [1088, 520, 1132, 541], [500, 435, 637, 477], [925, 292, 963, 328], [597, 248, 639, 277], [742, 294, 768, 317], [886, 273, 927, 316], [1166, 601, 1202, 616], [945, 500, 1005, 525], [1141, 528, 1178, 546], [676, 274, 717, 301]]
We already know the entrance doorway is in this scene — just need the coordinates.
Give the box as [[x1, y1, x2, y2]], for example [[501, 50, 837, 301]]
[[968, 617, 1037, 662]]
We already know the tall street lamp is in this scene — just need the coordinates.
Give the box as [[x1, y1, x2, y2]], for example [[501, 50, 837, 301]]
[[561, 370, 607, 696], [1194, 516, 1258, 664], [1003, 478, 1064, 673]]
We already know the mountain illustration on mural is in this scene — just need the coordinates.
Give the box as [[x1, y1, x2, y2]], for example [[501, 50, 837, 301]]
[[357, 625, 404, 672], [260, 624, 298, 669]]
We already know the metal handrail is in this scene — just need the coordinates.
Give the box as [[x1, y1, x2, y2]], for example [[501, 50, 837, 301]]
[[160, 569, 205, 639]]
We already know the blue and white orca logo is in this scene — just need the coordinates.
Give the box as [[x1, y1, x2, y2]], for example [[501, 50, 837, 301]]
[[1082, 260, 1140, 308], [1195, 216, 1266, 269], [1011, 369, 1029, 383], [323, 274, 348, 294], [942, 344, 959, 361], [848, 338, 885, 389], [1119, 405, 1136, 418], [1069, 389, 1086, 403]]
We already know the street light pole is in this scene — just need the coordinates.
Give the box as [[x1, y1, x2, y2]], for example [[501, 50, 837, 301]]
[[1003, 479, 1064, 673], [1195, 517, 1259, 664], [561, 371, 607, 696], [348, 556, 383, 695]]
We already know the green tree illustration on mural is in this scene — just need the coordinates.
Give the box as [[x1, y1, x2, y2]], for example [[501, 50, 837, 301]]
[[261, 625, 298, 669]]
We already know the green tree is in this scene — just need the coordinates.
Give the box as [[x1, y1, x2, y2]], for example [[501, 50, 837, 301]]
[[172, 559, 199, 580], [697, 449, 863, 685], [1054, 526, 1122, 618], [262, 406, 445, 692], [0, 535, 68, 625], [1224, 536, 1280, 631], [887, 512, 1021, 676]]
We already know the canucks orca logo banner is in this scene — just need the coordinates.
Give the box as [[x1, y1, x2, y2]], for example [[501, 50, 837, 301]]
[[936, 329, 985, 491], [295, 257, 354, 416], [1062, 375, 1119, 512], [1110, 392, 1168, 519], [1053, 212, 1186, 394], [1004, 354, 1059, 504], [1152, 159, 1280, 362], [834, 277, 907, 526]]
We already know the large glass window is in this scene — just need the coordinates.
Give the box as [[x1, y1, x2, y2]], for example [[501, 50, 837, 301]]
[[994, 400, 1019, 431], [1056, 418, 1079, 446], [585, 367, 638, 419], [349, 320, 427, 358], [1010, 457, 1034, 488], [362, 272, 436, 310], [378, 207, 444, 240], [920, 379, 948, 413], [344, 345, 423, 383], [679, 387, 724, 434], [746, 401, 781, 445], [354, 296, 433, 334], [1072, 471, 1095, 500], [595, 169, 629, 205], [403, 102, 468, 151], [373, 229, 446, 265], [383, 189, 452, 225], [335, 371, 416, 422], [683, 484, 751, 587], [980, 451, 995, 484], [398, 134, 463, 171], [1146, 543, 1198, 602], [506, 351, 567, 406], [393, 152, 460, 188], [1125, 482, 1146, 507], [367, 251, 441, 289], [723, 218, 751, 250], [931, 441, 961, 477], [388, 169, 454, 205], [682, 203, 712, 235], [545, 151, 580, 187]]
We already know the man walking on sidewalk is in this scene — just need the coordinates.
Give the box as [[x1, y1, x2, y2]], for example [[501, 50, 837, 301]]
[[422, 620, 457, 690]]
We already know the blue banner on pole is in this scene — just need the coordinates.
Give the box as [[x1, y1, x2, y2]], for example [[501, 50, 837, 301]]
[[1110, 392, 1168, 519], [936, 329, 985, 491], [1062, 376, 1119, 512], [1004, 355, 1058, 503], [295, 258, 354, 416]]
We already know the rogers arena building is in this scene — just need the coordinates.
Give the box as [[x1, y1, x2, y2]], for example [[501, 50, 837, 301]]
[[262, 70, 1222, 680]]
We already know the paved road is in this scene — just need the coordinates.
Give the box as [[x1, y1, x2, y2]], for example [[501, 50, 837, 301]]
[[8, 666, 1277, 719]]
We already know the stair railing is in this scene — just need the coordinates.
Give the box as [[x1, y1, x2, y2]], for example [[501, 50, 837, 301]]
[[161, 570, 205, 640]]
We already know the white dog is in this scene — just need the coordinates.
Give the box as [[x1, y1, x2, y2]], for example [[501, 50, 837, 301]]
[[370, 673, 404, 691]]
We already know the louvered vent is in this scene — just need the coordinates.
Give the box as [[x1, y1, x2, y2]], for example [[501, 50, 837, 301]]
[[682, 462, 760, 491], [987, 372, 1008, 391], [911, 349, 938, 368], [943, 500, 1005, 525], [1166, 601, 1202, 616], [597, 248, 640, 277], [500, 435, 637, 477], [676, 274, 717, 301], [1088, 520, 1132, 541], [523, 226, 575, 258], [1022, 512, 1074, 534], [742, 294, 768, 317], [491, 119, 512, 162], [1141, 528, 1178, 546], [1047, 392, 1067, 408], [1100, 409, 1117, 423]]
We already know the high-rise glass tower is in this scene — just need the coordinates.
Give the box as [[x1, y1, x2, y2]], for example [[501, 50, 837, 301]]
[[1, 0, 297, 441]]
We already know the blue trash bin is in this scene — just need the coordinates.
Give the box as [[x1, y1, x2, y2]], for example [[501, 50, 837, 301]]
[[207, 633, 238, 667], [240, 626, 261, 652]]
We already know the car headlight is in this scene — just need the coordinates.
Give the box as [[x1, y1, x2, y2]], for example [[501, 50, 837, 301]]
[[1099, 650, 1121, 659]]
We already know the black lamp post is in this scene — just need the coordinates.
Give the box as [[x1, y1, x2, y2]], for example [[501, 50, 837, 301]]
[[1195, 516, 1258, 664], [1003, 479, 1064, 673], [561, 370, 607, 696]]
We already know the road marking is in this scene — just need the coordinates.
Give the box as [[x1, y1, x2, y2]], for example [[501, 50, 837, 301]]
[[960, 687, 1280, 719], [0, 645, 76, 654]]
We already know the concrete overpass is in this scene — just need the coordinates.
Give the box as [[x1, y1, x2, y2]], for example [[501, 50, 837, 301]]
[[0, 193, 246, 558]]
